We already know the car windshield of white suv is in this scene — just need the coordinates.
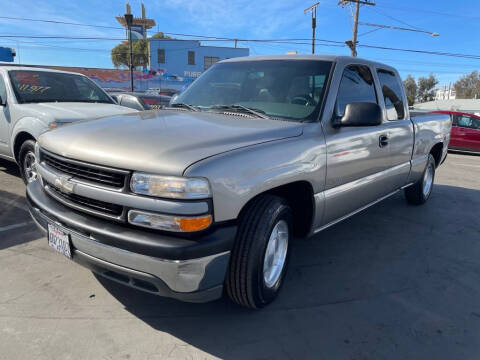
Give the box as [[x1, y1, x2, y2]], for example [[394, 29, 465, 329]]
[[172, 60, 333, 121], [9, 70, 114, 104]]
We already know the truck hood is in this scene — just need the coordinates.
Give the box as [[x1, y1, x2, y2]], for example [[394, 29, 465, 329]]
[[17, 102, 134, 123], [39, 110, 303, 175]]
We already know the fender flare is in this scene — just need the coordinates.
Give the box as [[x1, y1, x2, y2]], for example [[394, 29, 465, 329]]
[[10, 117, 47, 159]]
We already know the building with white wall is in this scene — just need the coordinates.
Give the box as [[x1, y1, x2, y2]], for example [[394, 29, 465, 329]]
[[435, 85, 456, 100]]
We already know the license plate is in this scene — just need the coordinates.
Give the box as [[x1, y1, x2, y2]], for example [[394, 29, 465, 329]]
[[47, 224, 72, 259]]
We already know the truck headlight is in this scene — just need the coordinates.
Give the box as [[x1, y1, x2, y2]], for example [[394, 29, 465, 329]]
[[128, 210, 212, 232], [130, 173, 211, 199]]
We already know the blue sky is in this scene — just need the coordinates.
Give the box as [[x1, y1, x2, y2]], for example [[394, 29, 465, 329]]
[[1, 0, 479, 86]]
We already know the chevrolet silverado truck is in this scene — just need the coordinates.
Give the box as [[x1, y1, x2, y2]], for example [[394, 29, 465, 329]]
[[27, 55, 451, 309], [0, 66, 134, 183]]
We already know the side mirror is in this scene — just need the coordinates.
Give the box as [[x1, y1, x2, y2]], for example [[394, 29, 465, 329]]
[[333, 102, 382, 128], [169, 93, 179, 106]]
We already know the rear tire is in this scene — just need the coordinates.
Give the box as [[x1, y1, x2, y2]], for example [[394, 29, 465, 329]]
[[226, 194, 292, 309], [405, 154, 436, 205], [18, 140, 37, 185]]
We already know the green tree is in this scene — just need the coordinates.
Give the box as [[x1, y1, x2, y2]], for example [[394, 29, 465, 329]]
[[454, 71, 480, 99], [417, 74, 438, 102], [403, 75, 417, 106], [110, 32, 172, 68], [151, 32, 171, 39], [111, 39, 148, 68]]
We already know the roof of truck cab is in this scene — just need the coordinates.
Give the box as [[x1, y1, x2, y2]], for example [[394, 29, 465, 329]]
[[219, 54, 397, 72]]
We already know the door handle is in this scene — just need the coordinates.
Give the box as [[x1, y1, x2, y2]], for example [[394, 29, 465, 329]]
[[379, 134, 389, 148]]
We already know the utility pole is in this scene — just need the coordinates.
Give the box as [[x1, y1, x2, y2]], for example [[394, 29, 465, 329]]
[[304, 3, 319, 54], [339, 0, 375, 57], [351, 1, 360, 57], [124, 13, 134, 92]]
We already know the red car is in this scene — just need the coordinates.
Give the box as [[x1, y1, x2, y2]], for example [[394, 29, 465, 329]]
[[432, 111, 480, 153]]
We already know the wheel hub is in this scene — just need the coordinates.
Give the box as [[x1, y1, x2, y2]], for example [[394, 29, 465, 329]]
[[263, 220, 289, 288], [23, 151, 38, 183], [422, 163, 434, 197]]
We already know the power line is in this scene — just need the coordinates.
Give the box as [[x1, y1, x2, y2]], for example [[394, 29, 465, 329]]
[[0, 35, 125, 40], [2, 32, 480, 61], [0, 16, 123, 30], [358, 22, 439, 37], [396, 69, 472, 75], [357, 43, 480, 60], [161, 34, 345, 44], [366, 6, 425, 32], [358, 27, 383, 37], [372, 57, 480, 69], [0, 33, 347, 45]]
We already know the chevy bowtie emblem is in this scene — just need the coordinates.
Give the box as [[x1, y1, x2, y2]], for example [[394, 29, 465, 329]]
[[54, 175, 75, 194]]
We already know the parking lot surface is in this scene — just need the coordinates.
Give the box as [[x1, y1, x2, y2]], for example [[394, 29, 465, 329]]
[[0, 153, 479, 360]]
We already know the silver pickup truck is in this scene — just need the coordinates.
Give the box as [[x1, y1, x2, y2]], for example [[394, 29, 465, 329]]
[[27, 55, 451, 309]]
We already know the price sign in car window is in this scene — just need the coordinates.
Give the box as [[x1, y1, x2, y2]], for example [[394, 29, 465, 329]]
[[17, 84, 51, 94], [11, 72, 51, 94]]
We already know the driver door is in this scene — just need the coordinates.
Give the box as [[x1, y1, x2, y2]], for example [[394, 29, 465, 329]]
[[321, 64, 392, 225]]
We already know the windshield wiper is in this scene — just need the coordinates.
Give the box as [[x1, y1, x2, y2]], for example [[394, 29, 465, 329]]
[[169, 103, 199, 112], [209, 104, 270, 119]]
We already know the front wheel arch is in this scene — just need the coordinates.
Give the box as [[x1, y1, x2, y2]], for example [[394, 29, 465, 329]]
[[13, 131, 36, 163], [236, 181, 315, 238]]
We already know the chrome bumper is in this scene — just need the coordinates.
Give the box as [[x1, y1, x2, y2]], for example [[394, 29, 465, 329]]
[[27, 180, 234, 303]]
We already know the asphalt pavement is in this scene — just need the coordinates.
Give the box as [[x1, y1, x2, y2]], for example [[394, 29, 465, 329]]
[[0, 152, 479, 360]]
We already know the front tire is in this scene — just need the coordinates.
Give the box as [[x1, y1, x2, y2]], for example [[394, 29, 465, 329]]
[[405, 154, 436, 205], [18, 140, 37, 185], [226, 194, 292, 309]]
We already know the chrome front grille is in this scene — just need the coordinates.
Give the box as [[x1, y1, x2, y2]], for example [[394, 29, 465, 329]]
[[39, 149, 130, 221], [42, 151, 127, 189], [46, 184, 124, 217]]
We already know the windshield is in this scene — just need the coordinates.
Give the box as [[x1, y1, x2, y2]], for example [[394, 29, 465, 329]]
[[173, 60, 333, 121], [8, 70, 114, 104]]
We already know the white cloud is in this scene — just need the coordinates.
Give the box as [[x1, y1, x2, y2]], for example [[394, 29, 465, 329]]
[[157, 0, 316, 38]]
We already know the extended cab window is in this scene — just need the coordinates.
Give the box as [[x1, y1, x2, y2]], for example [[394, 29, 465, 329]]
[[377, 69, 405, 120], [336, 65, 377, 116]]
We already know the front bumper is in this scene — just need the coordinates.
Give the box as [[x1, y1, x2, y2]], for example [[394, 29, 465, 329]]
[[27, 180, 236, 302]]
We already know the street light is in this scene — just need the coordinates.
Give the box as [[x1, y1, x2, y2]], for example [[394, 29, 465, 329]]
[[124, 13, 134, 92]]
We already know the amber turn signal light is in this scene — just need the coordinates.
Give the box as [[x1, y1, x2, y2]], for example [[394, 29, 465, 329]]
[[179, 215, 212, 232]]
